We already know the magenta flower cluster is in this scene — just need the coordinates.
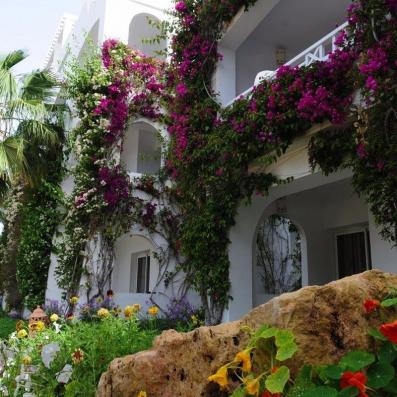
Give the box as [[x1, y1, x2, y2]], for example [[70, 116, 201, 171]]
[[98, 166, 130, 208]]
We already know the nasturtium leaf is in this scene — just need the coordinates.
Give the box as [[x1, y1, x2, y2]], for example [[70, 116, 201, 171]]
[[276, 341, 298, 361], [302, 386, 338, 397], [265, 366, 290, 393], [285, 366, 314, 397], [367, 328, 387, 341], [339, 351, 375, 371], [322, 365, 344, 380], [229, 386, 246, 397], [367, 361, 395, 388], [378, 342, 397, 363], [257, 326, 278, 340], [337, 386, 359, 397], [275, 329, 295, 346], [381, 297, 397, 307], [384, 377, 397, 393]]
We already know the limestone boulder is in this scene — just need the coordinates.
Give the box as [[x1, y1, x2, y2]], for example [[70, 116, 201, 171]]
[[97, 270, 397, 397]]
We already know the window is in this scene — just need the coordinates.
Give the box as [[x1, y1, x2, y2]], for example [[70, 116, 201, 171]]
[[130, 252, 151, 293], [336, 228, 372, 279]]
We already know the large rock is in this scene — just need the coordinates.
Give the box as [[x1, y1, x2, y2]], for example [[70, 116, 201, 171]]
[[97, 270, 397, 397]]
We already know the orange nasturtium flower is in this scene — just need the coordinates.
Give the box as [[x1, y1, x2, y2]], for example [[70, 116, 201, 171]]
[[363, 299, 380, 313], [234, 350, 252, 372], [380, 320, 397, 344], [245, 376, 260, 396], [208, 365, 229, 388], [340, 371, 368, 397]]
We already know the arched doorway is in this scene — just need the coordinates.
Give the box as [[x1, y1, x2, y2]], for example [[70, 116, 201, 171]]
[[255, 214, 302, 298]]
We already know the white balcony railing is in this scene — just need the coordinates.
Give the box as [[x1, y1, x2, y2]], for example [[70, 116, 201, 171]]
[[227, 21, 349, 106]]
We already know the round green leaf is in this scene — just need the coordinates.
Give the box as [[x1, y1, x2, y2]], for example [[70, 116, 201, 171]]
[[322, 365, 344, 380], [367, 362, 395, 388], [265, 366, 290, 393], [339, 351, 375, 371], [378, 342, 397, 363], [337, 387, 359, 397], [302, 386, 338, 397]]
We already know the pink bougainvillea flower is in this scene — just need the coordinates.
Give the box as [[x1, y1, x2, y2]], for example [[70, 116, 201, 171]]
[[175, 1, 188, 13]]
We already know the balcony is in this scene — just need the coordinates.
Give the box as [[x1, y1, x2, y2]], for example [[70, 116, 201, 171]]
[[215, 0, 350, 106], [230, 21, 349, 105]]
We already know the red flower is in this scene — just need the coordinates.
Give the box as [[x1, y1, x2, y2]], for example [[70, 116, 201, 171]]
[[262, 391, 281, 397], [340, 371, 368, 397], [363, 299, 380, 313], [380, 320, 397, 344]]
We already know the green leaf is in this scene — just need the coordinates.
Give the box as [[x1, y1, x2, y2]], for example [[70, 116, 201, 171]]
[[384, 377, 397, 393], [276, 341, 298, 361], [257, 326, 278, 339], [381, 297, 397, 307], [367, 361, 395, 388], [286, 366, 314, 397], [265, 366, 290, 394], [302, 386, 338, 397], [339, 351, 375, 371], [368, 328, 387, 341], [378, 342, 397, 363], [337, 387, 359, 397], [230, 387, 246, 397], [322, 365, 344, 380]]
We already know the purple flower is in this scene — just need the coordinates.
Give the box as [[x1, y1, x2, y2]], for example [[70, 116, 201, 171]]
[[175, 1, 188, 13], [357, 143, 368, 159], [176, 83, 188, 96], [365, 76, 378, 91]]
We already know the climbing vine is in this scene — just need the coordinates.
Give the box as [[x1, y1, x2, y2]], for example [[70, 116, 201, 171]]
[[59, 0, 397, 324]]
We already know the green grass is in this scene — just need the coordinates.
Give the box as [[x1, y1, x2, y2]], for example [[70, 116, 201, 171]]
[[0, 314, 17, 339]]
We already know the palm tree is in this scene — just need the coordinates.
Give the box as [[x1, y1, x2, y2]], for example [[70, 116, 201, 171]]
[[0, 50, 65, 309], [0, 49, 64, 193]]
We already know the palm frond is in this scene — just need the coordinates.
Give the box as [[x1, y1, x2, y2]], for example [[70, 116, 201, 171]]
[[0, 136, 26, 180], [0, 50, 27, 100], [16, 119, 60, 147], [21, 70, 58, 101]]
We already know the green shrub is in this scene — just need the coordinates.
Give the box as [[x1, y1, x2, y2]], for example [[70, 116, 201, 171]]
[[0, 317, 159, 396]]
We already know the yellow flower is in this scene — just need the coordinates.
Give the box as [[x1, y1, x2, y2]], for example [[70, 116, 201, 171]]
[[50, 313, 59, 322], [245, 377, 260, 396], [71, 348, 85, 364], [97, 308, 110, 318], [124, 305, 135, 318], [132, 303, 141, 313], [208, 365, 229, 389], [70, 296, 79, 305], [96, 297, 103, 303], [148, 306, 159, 317], [234, 350, 252, 373], [29, 321, 45, 332], [22, 355, 32, 365], [191, 315, 198, 324], [137, 392, 147, 397], [17, 329, 28, 339]]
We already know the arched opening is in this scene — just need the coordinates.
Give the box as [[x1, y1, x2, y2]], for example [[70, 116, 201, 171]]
[[128, 13, 166, 59], [78, 19, 99, 62], [255, 214, 303, 296], [112, 234, 159, 296], [121, 121, 161, 175]]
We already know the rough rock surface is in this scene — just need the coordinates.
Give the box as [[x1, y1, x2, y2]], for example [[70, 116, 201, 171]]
[[97, 270, 397, 397]]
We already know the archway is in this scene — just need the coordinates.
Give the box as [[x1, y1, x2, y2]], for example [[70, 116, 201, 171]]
[[121, 121, 161, 175], [254, 214, 303, 301], [128, 13, 166, 59]]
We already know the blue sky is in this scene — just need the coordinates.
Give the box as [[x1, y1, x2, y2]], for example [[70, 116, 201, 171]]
[[0, 0, 83, 75]]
